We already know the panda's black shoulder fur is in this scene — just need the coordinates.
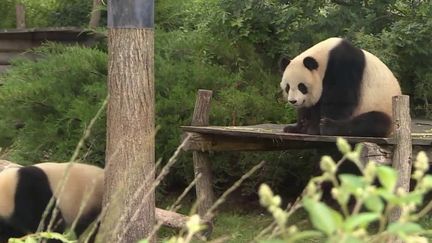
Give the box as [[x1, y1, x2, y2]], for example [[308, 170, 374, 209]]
[[320, 39, 366, 120], [6, 166, 65, 239]]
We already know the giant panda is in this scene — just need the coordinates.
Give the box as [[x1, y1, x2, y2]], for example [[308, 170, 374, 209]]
[[279, 37, 402, 137], [0, 162, 104, 242]]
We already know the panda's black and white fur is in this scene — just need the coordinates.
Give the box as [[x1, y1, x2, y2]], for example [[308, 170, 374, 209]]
[[0, 162, 103, 242], [280, 37, 401, 137]]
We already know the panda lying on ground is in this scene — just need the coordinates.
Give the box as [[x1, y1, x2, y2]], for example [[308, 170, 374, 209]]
[[0, 162, 103, 243], [279, 37, 401, 137]]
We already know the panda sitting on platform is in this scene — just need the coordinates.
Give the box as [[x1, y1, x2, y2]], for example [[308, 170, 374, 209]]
[[0, 162, 103, 243], [279, 37, 402, 137]]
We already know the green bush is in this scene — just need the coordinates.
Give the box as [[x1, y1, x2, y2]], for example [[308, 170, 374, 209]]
[[0, 44, 107, 165], [382, 3, 432, 118], [0, 0, 58, 28], [0, 0, 106, 28], [48, 0, 107, 27], [0, 0, 15, 29]]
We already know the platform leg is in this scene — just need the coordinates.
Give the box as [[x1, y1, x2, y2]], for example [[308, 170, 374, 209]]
[[191, 90, 215, 222], [389, 95, 412, 243]]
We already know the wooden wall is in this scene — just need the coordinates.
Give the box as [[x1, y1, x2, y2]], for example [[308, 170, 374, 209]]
[[0, 27, 104, 74]]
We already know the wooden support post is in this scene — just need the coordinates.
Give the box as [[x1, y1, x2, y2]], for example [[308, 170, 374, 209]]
[[389, 95, 412, 242], [360, 142, 392, 165], [191, 90, 215, 220], [15, 3, 26, 29]]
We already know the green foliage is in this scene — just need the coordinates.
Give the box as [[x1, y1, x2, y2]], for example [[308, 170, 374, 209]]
[[8, 231, 74, 243], [0, 0, 15, 29], [258, 139, 432, 242], [380, 2, 432, 117], [0, 0, 58, 28], [0, 44, 107, 164], [156, 0, 190, 31], [0, 0, 106, 28], [20, 0, 57, 27], [48, 0, 107, 27]]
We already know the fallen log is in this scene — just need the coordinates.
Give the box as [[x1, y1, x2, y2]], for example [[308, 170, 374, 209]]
[[155, 208, 189, 229]]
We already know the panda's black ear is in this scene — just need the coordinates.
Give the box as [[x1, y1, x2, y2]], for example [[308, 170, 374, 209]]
[[279, 57, 291, 73], [303, 56, 319, 70]]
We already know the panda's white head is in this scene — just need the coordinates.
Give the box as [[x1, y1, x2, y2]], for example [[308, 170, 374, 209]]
[[279, 56, 323, 108]]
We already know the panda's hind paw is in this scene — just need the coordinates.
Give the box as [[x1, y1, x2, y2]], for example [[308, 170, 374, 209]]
[[319, 117, 334, 126], [283, 124, 301, 133], [319, 118, 338, 135]]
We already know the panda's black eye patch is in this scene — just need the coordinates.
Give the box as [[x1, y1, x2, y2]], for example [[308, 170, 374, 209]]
[[285, 84, 290, 93], [298, 83, 308, 94]]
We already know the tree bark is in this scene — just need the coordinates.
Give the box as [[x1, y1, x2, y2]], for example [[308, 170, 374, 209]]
[[98, 28, 155, 243], [15, 3, 26, 29], [155, 208, 189, 229], [89, 0, 102, 28]]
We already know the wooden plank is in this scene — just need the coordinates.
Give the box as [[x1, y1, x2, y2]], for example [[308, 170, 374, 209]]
[[184, 132, 333, 152], [0, 51, 38, 65], [0, 39, 39, 51], [0, 65, 10, 73], [182, 123, 432, 147], [0, 27, 83, 34], [182, 125, 395, 144], [0, 28, 105, 47], [389, 95, 412, 238], [0, 52, 20, 65], [191, 90, 215, 223]]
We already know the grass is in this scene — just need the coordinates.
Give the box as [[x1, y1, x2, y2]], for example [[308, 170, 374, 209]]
[[209, 212, 272, 242], [157, 195, 432, 243], [157, 195, 313, 243], [158, 209, 273, 242]]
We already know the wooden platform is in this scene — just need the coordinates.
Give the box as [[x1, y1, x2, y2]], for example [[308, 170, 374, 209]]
[[182, 119, 432, 152], [181, 90, 427, 235]]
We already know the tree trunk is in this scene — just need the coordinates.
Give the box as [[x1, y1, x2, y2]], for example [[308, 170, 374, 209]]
[[89, 0, 102, 28], [15, 3, 26, 29], [98, 28, 155, 243]]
